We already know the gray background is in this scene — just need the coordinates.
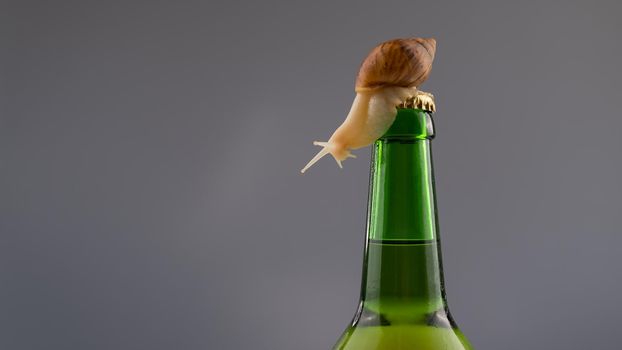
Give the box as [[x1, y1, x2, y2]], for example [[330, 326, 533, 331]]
[[2, 0, 621, 349]]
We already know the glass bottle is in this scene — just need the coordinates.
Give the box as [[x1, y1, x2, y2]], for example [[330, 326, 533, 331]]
[[334, 94, 474, 350]]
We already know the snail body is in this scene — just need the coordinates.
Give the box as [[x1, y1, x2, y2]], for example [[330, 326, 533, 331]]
[[301, 38, 436, 173]]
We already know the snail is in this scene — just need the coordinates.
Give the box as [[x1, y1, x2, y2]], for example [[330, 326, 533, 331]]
[[301, 37, 436, 173]]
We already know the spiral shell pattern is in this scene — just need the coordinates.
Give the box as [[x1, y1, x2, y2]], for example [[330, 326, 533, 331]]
[[355, 38, 436, 90]]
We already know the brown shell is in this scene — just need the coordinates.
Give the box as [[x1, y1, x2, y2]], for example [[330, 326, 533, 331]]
[[355, 38, 436, 90]]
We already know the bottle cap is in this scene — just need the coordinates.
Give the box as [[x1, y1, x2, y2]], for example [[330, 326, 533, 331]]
[[399, 91, 436, 112]]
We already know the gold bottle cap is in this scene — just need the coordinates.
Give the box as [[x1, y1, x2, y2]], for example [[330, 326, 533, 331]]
[[399, 91, 436, 112]]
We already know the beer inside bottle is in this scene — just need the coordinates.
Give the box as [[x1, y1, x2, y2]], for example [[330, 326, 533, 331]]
[[334, 103, 474, 349]]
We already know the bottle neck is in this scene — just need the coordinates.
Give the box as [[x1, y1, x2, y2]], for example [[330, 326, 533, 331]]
[[360, 109, 446, 308], [367, 108, 438, 242]]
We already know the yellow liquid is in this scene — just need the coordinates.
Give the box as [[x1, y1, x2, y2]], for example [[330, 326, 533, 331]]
[[334, 324, 472, 350]]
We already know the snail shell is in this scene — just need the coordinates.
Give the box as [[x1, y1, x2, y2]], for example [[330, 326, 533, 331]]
[[301, 38, 436, 173], [356, 38, 436, 91]]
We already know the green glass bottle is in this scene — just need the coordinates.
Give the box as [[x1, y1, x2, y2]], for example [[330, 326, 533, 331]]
[[334, 95, 474, 350]]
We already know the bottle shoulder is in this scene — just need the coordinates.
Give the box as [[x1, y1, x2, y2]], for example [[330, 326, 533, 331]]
[[333, 300, 473, 350], [334, 323, 473, 350]]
